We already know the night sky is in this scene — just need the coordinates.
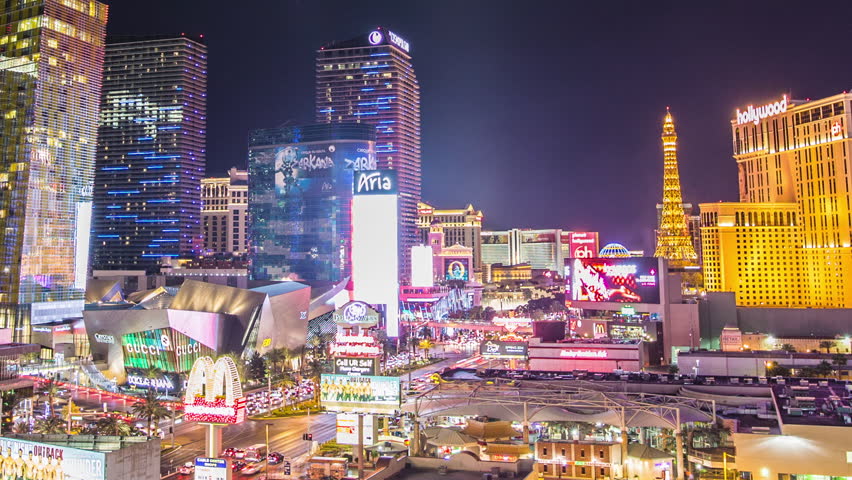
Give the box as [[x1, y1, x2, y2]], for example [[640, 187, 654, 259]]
[[102, 1, 852, 252]]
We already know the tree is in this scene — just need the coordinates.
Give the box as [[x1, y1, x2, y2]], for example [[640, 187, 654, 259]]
[[483, 307, 497, 322], [668, 365, 680, 375], [248, 352, 267, 382], [765, 364, 791, 377], [815, 360, 833, 378], [264, 348, 288, 379], [780, 344, 797, 353], [91, 416, 133, 436], [142, 366, 164, 392], [33, 416, 66, 435], [798, 366, 817, 378], [1, 390, 27, 434], [418, 339, 434, 359], [831, 353, 848, 379], [38, 376, 61, 417], [819, 340, 835, 354], [131, 389, 171, 438]]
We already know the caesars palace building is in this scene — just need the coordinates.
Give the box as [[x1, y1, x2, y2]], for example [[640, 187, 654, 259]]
[[700, 92, 852, 308]]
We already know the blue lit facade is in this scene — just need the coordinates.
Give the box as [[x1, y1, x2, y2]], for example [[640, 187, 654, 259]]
[[248, 123, 376, 284], [92, 36, 207, 272], [316, 27, 421, 284]]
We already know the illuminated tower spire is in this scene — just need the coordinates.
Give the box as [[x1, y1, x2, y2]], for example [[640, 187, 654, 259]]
[[654, 108, 698, 266]]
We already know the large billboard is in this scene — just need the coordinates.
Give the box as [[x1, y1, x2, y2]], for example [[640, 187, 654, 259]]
[[320, 374, 401, 414], [568, 232, 599, 259], [0, 437, 106, 480], [121, 328, 215, 373], [445, 258, 469, 281], [274, 142, 376, 196], [125, 367, 183, 394], [333, 357, 379, 376], [479, 340, 529, 359], [570, 257, 661, 304]]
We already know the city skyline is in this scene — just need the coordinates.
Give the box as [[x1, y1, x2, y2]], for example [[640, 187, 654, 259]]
[[99, 0, 852, 252]]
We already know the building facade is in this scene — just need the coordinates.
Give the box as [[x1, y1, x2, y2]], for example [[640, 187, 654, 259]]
[[481, 229, 597, 273], [700, 202, 806, 307], [92, 36, 207, 273], [316, 27, 420, 284], [0, 0, 108, 340], [201, 168, 248, 256], [417, 202, 482, 272], [725, 93, 852, 307], [248, 123, 376, 284]]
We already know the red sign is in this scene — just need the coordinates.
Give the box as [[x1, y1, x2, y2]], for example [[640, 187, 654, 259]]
[[569, 232, 599, 259], [184, 396, 246, 424]]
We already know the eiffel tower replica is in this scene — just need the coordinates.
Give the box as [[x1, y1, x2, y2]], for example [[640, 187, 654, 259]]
[[654, 108, 698, 267]]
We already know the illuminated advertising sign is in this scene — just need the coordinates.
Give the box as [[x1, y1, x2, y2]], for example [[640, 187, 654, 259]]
[[560, 349, 607, 358], [125, 367, 183, 394], [354, 170, 397, 195], [121, 328, 214, 373], [569, 232, 599, 259], [330, 336, 383, 357], [388, 31, 410, 52], [523, 232, 555, 243], [331, 301, 380, 327], [479, 340, 529, 359], [184, 357, 246, 425], [0, 437, 106, 480], [320, 374, 400, 414], [609, 324, 646, 340], [482, 233, 508, 245], [273, 142, 377, 196], [571, 257, 661, 304], [445, 258, 469, 281], [93, 332, 115, 344], [411, 245, 434, 287], [334, 357, 379, 376], [736, 95, 788, 126], [336, 413, 377, 445], [352, 172, 399, 337], [368, 30, 383, 45], [194, 457, 230, 480]]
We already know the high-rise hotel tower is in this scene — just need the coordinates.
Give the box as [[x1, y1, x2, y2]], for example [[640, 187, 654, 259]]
[[702, 93, 852, 307], [92, 36, 207, 272], [316, 27, 420, 283], [0, 0, 108, 338]]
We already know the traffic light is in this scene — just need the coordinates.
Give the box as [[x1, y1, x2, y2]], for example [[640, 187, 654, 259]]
[[303, 433, 312, 441]]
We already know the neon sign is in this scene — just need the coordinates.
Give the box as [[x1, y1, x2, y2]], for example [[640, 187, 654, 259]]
[[560, 349, 607, 358], [183, 356, 246, 424], [355, 170, 396, 195], [832, 120, 843, 138], [736, 95, 788, 126], [388, 31, 410, 52], [94, 333, 114, 344], [368, 31, 383, 45]]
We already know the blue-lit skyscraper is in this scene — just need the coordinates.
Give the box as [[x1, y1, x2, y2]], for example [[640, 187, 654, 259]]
[[92, 36, 207, 272], [248, 123, 376, 284], [316, 27, 421, 284]]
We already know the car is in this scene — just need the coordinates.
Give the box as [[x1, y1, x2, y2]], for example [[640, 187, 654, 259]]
[[221, 448, 237, 458], [233, 449, 247, 459], [178, 462, 194, 475], [241, 463, 261, 475], [267, 452, 283, 465], [231, 461, 246, 472]]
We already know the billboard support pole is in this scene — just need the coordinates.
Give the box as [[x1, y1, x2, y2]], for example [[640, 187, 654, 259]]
[[357, 413, 365, 480], [202, 423, 223, 458]]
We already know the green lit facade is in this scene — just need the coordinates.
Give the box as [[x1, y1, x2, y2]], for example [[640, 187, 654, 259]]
[[0, 0, 108, 340]]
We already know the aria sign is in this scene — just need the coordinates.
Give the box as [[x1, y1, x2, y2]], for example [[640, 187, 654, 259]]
[[183, 356, 246, 425], [736, 95, 788, 126], [354, 170, 397, 195]]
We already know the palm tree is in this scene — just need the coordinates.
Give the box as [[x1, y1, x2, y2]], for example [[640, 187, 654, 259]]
[[38, 377, 61, 417], [265, 348, 287, 379], [93, 416, 133, 436], [1, 390, 27, 434], [815, 360, 833, 378], [819, 340, 835, 354], [780, 344, 797, 353], [34, 416, 66, 435], [142, 366, 165, 392], [831, 353, 848, 379], [131, 389, 171, 438], [418, 339, 434, 359]]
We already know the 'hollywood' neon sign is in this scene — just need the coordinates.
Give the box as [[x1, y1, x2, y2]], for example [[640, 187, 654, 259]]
[[736, 95, 788, 126]]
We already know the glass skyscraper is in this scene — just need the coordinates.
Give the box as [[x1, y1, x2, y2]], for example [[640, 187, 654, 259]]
[[316, 27, 421, 284], [92, 36, 207, 272], [248, 123, 376, 284], [0, 0, 108, 339]]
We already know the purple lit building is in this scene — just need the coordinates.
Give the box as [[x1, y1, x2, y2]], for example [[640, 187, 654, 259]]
[[316, 27, 421, 284]]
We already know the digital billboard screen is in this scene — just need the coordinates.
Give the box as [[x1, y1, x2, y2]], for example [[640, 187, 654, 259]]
[[570, 257, 661, 304], [479, 340, 529, 359], [568, 232, 599, 259], [0, 437, 106, 480], [121, 328, 215, 373], [333, 357, 379, 376], [320, 374, 400, 414], [444, 258, 469, 281]]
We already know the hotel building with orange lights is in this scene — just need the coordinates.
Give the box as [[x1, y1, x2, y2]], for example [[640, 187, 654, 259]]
[[701, 92, 852, 307]]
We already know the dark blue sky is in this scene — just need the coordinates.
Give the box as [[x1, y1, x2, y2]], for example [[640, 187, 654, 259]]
[[103, 1, 852, 252]]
